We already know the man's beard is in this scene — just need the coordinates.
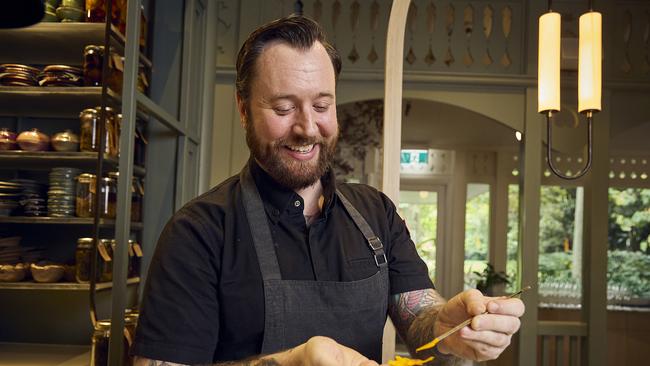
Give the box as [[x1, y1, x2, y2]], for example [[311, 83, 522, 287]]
[[245, 119, 338, 190]]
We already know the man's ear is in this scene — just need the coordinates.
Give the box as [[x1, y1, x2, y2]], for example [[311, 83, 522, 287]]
[[235, 93, 248, 129]]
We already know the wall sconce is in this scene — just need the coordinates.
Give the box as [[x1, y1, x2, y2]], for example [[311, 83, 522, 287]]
[[538, 0, 602, 180]]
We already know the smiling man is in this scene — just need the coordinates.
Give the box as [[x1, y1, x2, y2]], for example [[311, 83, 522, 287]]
[[132, 16, 524, 366]]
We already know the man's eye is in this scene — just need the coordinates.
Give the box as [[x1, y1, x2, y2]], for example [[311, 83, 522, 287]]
[[274, 106, 294, 115], [314, 104, 330, 112]]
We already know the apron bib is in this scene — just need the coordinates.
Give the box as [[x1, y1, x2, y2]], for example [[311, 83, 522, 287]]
[[239, 163, 389, 362]]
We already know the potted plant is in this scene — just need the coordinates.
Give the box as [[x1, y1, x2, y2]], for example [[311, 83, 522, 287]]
[[474, 263, 510, 296]]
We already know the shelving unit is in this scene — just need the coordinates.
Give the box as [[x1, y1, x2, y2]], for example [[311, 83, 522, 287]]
[[0, 151, 146, 176], [0, 22, 152, 67], [0, 277, 140, 291], [0, 1, 153, 358], [0, 216, 143, 229], [0, 0, 209, 363], [0, 86, 120, 118]]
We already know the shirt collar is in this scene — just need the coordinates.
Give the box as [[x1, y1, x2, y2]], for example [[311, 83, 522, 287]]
[[248, 158, 337, 223]]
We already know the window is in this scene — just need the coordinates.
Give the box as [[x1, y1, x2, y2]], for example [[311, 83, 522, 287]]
[[464, 183, 490, 289], [398, 190, 438, 280], [538, 186, 582, 307], [607, 188, 650, 307]]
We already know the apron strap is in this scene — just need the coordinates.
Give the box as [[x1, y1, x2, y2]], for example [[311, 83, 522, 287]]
[[335, 190, 388, 268], [240, 162, 282, 280]]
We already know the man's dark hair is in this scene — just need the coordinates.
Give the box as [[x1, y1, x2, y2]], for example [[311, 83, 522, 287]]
[[235, 15, 341, 104]]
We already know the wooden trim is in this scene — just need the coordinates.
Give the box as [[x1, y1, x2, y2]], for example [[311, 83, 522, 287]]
[[381, 1, 411, 362], [537, 321, 588, 337]]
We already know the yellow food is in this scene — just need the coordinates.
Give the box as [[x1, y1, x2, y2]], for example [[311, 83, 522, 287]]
[[415, 337, 440, 352], [388, 355, 434, 366]]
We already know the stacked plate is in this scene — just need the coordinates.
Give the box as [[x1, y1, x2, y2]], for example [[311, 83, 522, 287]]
[[0, 236, 22, 264], [0, 64, 40, 86], [48, 167, 80, 217], [13, 179, 47, 217], [38, 65, 83, 87], [0, 181, 22, 216]]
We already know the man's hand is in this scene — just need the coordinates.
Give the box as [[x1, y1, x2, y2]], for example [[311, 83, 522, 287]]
[[285, 336, 380, 366], [135, 336, 378, 366], [434, 289, 525, 362]]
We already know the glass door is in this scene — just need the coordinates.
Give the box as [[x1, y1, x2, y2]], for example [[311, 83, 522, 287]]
[[398, 187, 445, 283]]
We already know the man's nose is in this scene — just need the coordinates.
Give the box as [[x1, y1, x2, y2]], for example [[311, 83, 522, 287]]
[[293, 108, 319, 137]]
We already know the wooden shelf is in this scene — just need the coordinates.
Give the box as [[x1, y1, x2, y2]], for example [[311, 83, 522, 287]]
[[0, 277, 140, 291], [0, 216, 144, 229], [0, 22, 151, 67], [0, 151, 146, 176], [0, 86, 121, 118]]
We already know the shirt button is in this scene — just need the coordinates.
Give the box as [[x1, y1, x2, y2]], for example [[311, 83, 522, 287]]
[[294, 200, 301, 207]]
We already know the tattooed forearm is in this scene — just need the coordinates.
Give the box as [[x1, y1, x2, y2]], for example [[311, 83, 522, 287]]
[[388, 288, 444, 343], [136, 357, 280, 366], [388, 289, 458, 365]]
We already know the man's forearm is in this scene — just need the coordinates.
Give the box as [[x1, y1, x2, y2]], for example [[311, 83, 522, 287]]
[[388, 289, 458, 365], [134, 352, 288, 366]]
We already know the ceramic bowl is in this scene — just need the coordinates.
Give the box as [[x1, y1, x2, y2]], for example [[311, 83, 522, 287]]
[[30, 263, 65, 283], [60, 0, 83, 9], [56, 6, 85, 22], [0, 128, 18, 151], [42, 11, 59, 22], [0, 263, 27, 282], [51, 130, 80, 152], [17, 129, 50, 151]]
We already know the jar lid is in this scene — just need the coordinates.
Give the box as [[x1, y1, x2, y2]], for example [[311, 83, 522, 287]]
[[76, 173, 96, 182], [79, 108, 98, 117], [94, 106, 115, 113], [99, 238, 112, 244], [101, 177, 114, 183], [83, 45, 105, 54], [95, 320, 112, 331], [77, 237, 94, 246], [108, 171, 119, 179]]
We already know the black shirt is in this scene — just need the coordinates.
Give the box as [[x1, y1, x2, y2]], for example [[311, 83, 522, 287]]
[[133, 160, 433, 364]]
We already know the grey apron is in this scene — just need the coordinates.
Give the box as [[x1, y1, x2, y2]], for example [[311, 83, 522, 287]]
[[239, 164, 389, 362]]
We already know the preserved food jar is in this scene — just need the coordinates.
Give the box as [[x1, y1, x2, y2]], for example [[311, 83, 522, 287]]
[[99, 177, 116, 219], [79, 108, 99, 152], [95, 106, 118, 156], [98, 239, 113, 282], [80, 107, 117, 156], [83, 45, 104, 87], [130, 240, 143, 278], [75, 173, 96, 218], [75, 237, 100, 283], [86, 0, 121, 25], [90, 319, 133, 366]]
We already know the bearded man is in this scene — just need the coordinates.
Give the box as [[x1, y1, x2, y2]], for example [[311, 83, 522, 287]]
[[133, 16, 524, 366]]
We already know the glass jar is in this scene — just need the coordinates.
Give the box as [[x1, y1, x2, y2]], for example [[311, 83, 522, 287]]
[[107, 172, 143, 222], [75, 237, 98, 283], [98, 239, 113, 282], [75, 173, 96, 218], [90, 319, 132, 366], [86, 0, 121, 25], [110, 238, 134, 277], [80, 107, 117, 156], [83, 45, 104, 87], [129, 240, 142, 278], [95, 106, 118, 157], [131, 178, 143, 222], [79, 108, 98, 153], [99, 177, 117, 219]]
